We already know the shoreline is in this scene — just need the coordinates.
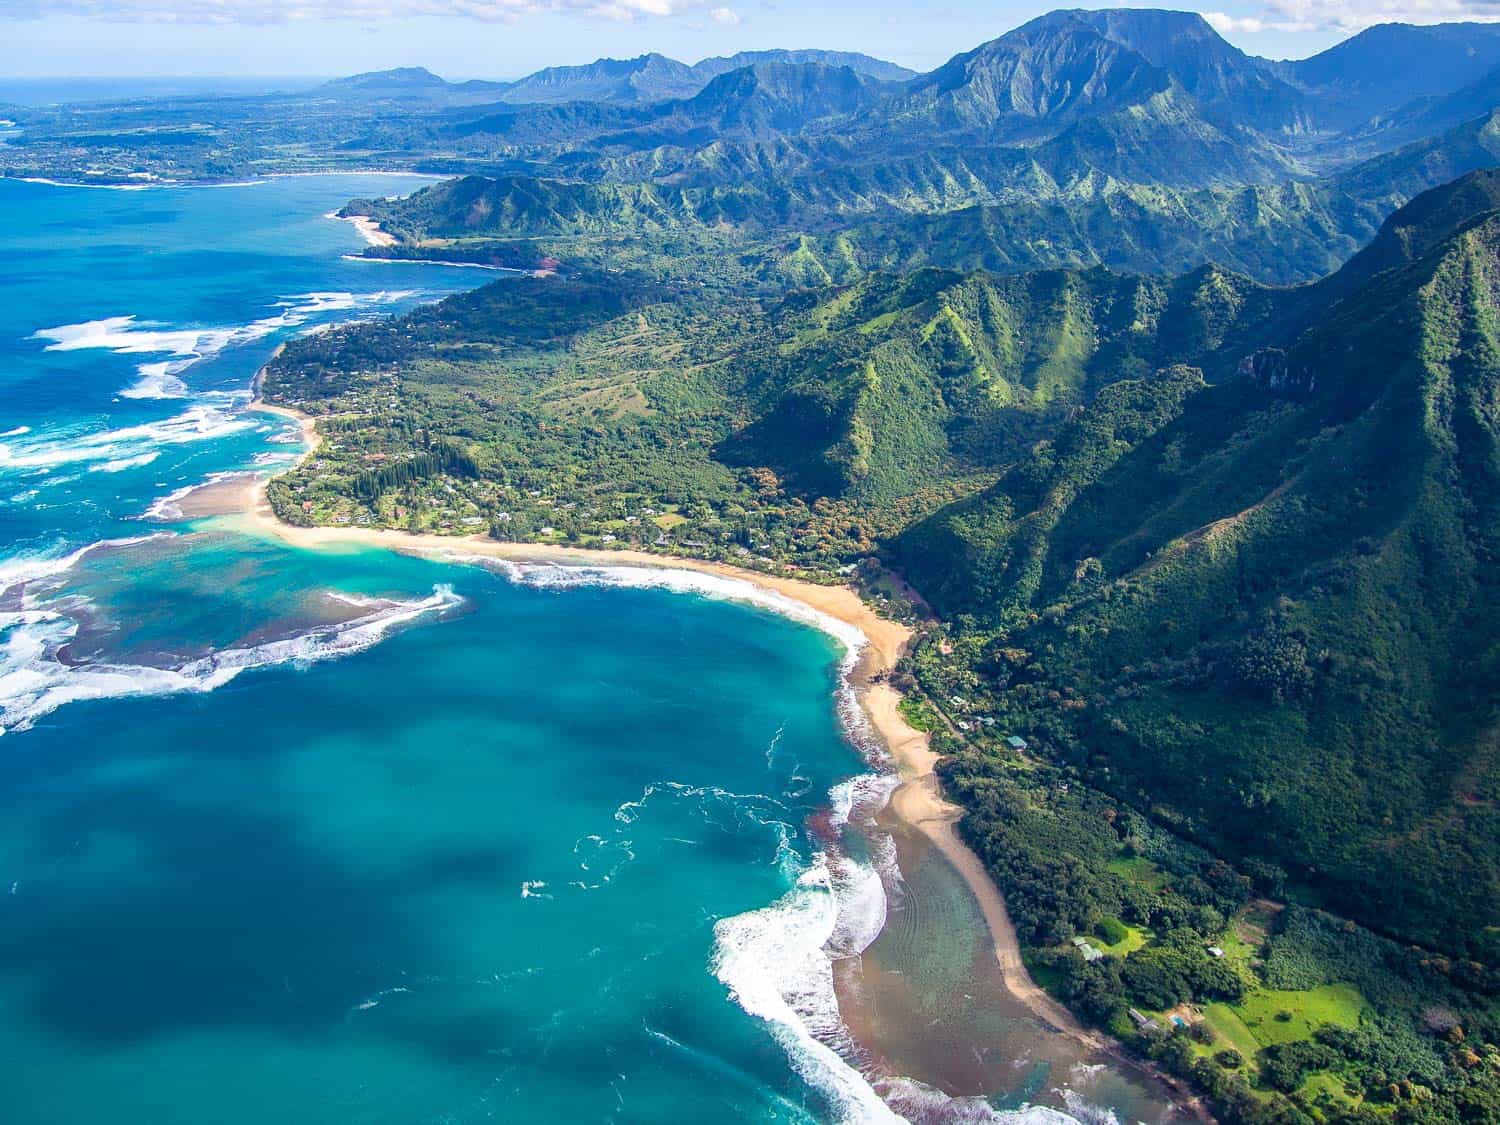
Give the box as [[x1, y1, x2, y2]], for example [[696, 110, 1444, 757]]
[[327, 211, 396, 247], [229, 393, 1225, 1119], [234, 397, 1108, 1057]]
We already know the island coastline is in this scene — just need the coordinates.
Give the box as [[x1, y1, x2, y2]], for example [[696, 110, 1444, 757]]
[[229, 399, 1089, 1028], [218, 394, 1204, 1117], [327, 210, 396, 247]]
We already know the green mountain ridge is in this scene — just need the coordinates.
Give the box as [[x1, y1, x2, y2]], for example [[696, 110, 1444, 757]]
[[348, 108, 1500, 287], [898, 173, 1500, 955]]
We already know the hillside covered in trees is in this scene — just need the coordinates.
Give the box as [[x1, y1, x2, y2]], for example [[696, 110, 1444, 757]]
[[262, 166, 1500, 1123]]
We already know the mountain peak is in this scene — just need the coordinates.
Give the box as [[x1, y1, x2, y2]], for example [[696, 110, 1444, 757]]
[[691, 49, 916, 85], [323, 66, 448, 90]]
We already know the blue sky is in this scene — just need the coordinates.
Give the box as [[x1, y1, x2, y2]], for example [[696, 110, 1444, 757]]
[[1, 0, 1497, 79]]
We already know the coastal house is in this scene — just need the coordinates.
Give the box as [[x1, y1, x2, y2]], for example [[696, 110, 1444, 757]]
[[1006, 735, 1028, 751], [1070, 936, 1105, 962], [1128, 1008, 1161, 1033], [1207, 946, 1226, 958]]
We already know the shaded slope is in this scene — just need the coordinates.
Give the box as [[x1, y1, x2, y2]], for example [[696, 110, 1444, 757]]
[[897, 186, 1500, 953]]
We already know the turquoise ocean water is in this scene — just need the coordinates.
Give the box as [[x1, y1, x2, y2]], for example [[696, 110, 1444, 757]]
[[0, 173, 1179, 1124]]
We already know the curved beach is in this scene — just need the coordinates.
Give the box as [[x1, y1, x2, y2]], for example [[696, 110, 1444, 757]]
[[230, 400, 1101, 1058]]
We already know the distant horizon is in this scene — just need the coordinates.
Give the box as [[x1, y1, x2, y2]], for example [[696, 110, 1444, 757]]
[[5, 3, 1491, 83], [0, 16, 1482, 89]]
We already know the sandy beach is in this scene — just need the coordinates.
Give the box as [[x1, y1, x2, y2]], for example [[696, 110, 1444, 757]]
[[222, 398, 1106, 1057], [328, 211, 396, 247]]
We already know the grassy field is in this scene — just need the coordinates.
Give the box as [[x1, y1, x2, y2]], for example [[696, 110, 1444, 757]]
[[1235, 984, 1368, 1046], [1096, 921, 1152, 957], [1105, 855, 1169, 892], [1298, 1070, 1364, 1114], [1201, 1002, 1266, 1060]]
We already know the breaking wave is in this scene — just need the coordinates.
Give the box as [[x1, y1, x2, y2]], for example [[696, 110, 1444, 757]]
[[0, 401, 256, 475], [713, 852, 905, 1125], [0, 534, 169, 598], [878, 1079, 1091, 1124], [30, 289, 420, 399], [0, 579, 461, 735]]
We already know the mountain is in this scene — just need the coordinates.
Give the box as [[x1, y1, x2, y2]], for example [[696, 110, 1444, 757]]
[[318, 67, 512, 104], [886, 12, 1179, 141], [691, 49, 916, 84], [1326, 164, 1500, 293], [1278, 21, 1500, 130], [322, 66, 451, 93], [1361, 61, 1500, 150], [669, 62, 895, 136], [491, 53, 701, 105], [350, 102, 1500, 290], [857, 10, 1302, 189], [1067, 8, 1308, 131], [718, 266, 1257, 503], [898, 173, 1500, 953], [488, 48, 914, 106]]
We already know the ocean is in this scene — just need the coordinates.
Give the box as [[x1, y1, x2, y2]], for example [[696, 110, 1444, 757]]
[[0, 174, 1181, 1124]]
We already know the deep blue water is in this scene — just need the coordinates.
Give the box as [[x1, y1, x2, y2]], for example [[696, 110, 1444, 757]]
[[0, 176, 1177, 1124]]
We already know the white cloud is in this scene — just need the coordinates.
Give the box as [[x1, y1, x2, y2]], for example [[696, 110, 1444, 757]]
[[0, 0, 707, 22], [1206, 0, 1500, 35], [709, 5, 738, 23]]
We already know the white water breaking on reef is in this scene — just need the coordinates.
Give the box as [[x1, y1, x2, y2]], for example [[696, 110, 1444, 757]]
[[0, 401, 255, 475], [0, 570, 461, 734], [29, 289, 420, 400]]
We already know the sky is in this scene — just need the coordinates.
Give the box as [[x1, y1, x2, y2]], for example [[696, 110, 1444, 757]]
[[0, 0, 1498, 80]]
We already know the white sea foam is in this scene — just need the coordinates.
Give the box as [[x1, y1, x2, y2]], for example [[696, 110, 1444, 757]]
[[0, 427, 30, 438], [829, 772, 905, 908], [15, 176, 268, 191], [1057, 1090, 1121, 1125], [879, 1077, 1087, 1123], [0, 403, 255, 475], [0, 583, 460, 735], [30, 290, 421, 399], [713, 855, 904, 1125], [121, 361, 189, 400], [141, 469, 260, 521], [464, 558, 870, 682], [17, 177, 163, 191], [142, 483, 199, 522], [0, 535, 168, 599], [340, 254, 522, 272], [89, 452, 160, 474]]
